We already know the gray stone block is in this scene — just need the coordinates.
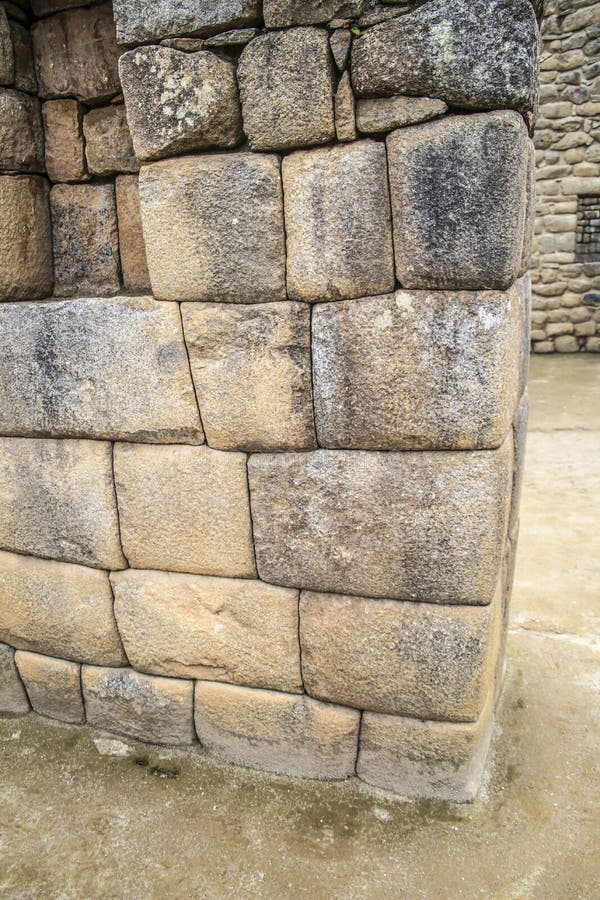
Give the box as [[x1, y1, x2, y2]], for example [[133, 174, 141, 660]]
[[112, 0, 260, 45], [0, 89, 44, 173]]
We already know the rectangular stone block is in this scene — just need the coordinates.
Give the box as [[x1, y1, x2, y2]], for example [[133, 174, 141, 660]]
[[15, 651, 84, 724], [357, 692, 494, 802], [82, 666, 195, 746], [0, 296, 202, 443], [195, 682, 360, 779], [32, 3, 121, 103], [0, 7, 14, 86], [42, 99, 87, 183], [0, 551, 126, 666], [282, 141, 395, 303], [248, 443, 512, 604], [300, 584, 501, 721], [312, 284, 526, 450], [10, 20, 37, 94], [238, 28, 335, 152], [387, 112, 529, 291], [0, 89, 44, 173], [0, 175, 53, 301], [111, 569, 302, 693], [263, 0, 366, 27], [113, 444, 255, 578], [112, 0, 260, 45], [115, 175, 150, 292], [182, 302, 316, 451], [83, 105, 138, 176], [51, 183, 120, 296], [0, 437, 125, 569], [0, 641, 29, 716], [139, 153, 286, 303], [355, 96, 447, 135]]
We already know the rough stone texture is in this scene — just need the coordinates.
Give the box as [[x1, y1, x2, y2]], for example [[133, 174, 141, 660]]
[[335, 71, 356, 142], [387, 112, 529, 291], [42, 99, 87, 183], [82, 666, 195, 746], [238, 28, 335, 152], [0, 175, 53, 301], [0, 296, 202, 442], [357, 692, 494, 802], [509, 392, 529, 542], [0, 550, 126, 666], [264, 0, 366, 27], [10, 21, 37, 94], [182, 302, 316, 452], [520, 140, 536, 278], [115, 175, 150, 292], [32, 3, 121, 103], [195, 682, 360, 779], [248, 443, 512, 604], [300, 586, 501, 721], [83, 105, 138, 176], [0, 438, 125, 569], [0, 7, 14, 86], [0, 641, 29, 716], [113, 444, 255, 578], [329, 29, 351, 71], [356, 96, 447, 135], [119, 47, 242, 161], [32, 0, 95, 14], [139, 153, 286, 303], [0, 90, 44, 173], [111, 569, 301, 693], [15, 651, 84, 724], [351, 0, 539, 114], [283, 141, 394, 303], [50, 183, 120, 296], [312, 284, 525, 450], [112, 0, 260, 45]]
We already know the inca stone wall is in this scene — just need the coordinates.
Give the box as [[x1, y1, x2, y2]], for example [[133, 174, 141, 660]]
[[532, 0, 600, 352], [0, 0, 539, 803]]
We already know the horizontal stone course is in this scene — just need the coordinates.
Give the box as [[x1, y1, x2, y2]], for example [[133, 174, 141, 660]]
[[15, 651, 84, 724]]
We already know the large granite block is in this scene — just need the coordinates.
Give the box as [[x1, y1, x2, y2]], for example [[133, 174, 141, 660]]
[[0, 89, 44, 173], [112, 0, 260, 45], [0, 175, 53, 301], [264, 0, 366, 27]]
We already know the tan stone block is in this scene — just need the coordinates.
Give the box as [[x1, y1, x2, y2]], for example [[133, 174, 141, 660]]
[[0, 175, 53, 301], [139, 153, 286, 303], [248, 443, 512, 604], [357, 692, 494, 802], [0, 296, 202, 443], [182, 302, 316, 451], [82, 666, 195, 745], [111, 569, 301, 693], [15, 651, 84, 723], [335, 71, 356, 143], [356, 96, 447, 135], [300, 584, 502, 721], [9, 22, 36, 94], [554, 335, 579, 352], [83, 105, 138, 177], [115, 175, 150, 292], [113, 444, 254, 578], [195, 682, 360, 779], [283, 141, 395, 303], [42, 99, 87, 183], [0, 641, 29, 716], [0, 551, 126, 666], [313, 284, 525, 451]]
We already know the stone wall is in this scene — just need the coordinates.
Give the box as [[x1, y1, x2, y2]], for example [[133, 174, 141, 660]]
[[532, 0, 600, 352], [0, 0, 539, 803]]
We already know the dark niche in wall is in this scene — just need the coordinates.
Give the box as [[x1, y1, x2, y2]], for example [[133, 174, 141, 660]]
[[576, 195, 600, 263]]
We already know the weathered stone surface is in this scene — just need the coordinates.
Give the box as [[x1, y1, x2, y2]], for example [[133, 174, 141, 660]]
[[83, 105, 138, 176], [115, 175, 150, 292], [32, 3, 121, 103], [0, 7, 14, 86], [329, 28, 351, 70], [0, 642, 29, 716], [182, 302, 316, 451], [335, 71, 356, 142], [300, 585, 501, 720], [82, 666, 195, 745], [111, 569, 301, 692], [509, 392, 529, 541], [238, 28, 335, 152], [10, 21, 37, 94], [520, 140, 536, 276], [15, 651, 84, 724], [351, 0, 539, 114], [0, 438, 125, 569], [356, 95, 447, 134], [112, 0, 260, 44], [113, 444, 255, 577], [0, 175, 53, 301], [0, 296, 202, 442], [387, 112, 529, 291], [32, 0, 95, 14], [0, 551, 126, 665], [283, 141, 394, 303], [119, 47, 242, 162], [195, 682, 360, 779], [312, 284, 525, 450], [357, 693, 494, 801], [264, 0, 366, 27], [51, 183, 120, 296], [248, 443, 512, 604], [139, 154, 286, 303], [0, 89, 44, 173], [42, 100, 87, 183]]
